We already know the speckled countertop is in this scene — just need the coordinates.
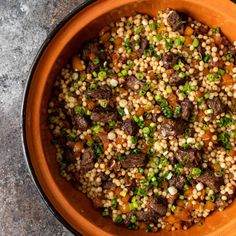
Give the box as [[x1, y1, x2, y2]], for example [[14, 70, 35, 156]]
[[0, 1, 86, 235]]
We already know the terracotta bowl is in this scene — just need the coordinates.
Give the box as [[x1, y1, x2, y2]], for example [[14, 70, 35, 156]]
[[21, 0, 236, 235]]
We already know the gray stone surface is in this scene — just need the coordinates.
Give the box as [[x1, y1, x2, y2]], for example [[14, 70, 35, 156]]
[[0, 1, 86, 235]]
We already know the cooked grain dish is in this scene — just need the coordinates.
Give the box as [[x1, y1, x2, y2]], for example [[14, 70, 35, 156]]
[[48, 9, 236, 232]]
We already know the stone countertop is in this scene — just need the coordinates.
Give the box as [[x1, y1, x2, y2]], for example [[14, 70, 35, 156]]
[[0, 1, 86, 235]]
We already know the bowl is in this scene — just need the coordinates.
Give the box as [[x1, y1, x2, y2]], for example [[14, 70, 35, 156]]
[[21, 0, 236, 235]]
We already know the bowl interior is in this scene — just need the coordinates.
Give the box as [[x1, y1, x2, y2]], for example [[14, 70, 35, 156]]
[[24, 0, 236, 235]]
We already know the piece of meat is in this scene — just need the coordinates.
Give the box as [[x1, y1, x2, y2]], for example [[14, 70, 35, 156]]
[[74, 115, 90, 131], [137, 38, 149, 56], [126, 76, 144, 91], [80, 148, 96, 172], [196, 169, 224, 192], [162, 52, 178, 69], [207, 97, 225, 115], [86, 62, 100, 74], [120, 153, 146, 168], [124, 212, 137, 227], [63, 148, 76, 163], [169, 175, 186, 190], [122, 118, 139, 136], [169, 72, 187, 86], [161, 118, 186, 137], [91, 107, 118, 123], [148, 196, 168, 216], [81, 42, 99, 62], [195, 25, 209, 35], [136, 209, 158, 222], [86, 85, 112, 100], [102, 180, 114, 189], [167, 10, 186, 31], [181, 99, 193, 121], [175, 149, 200, 167]]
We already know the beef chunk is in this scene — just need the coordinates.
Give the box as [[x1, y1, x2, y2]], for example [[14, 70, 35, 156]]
[[102, 180, 114, 189], [74, 115, 90, 131], [207, 97, 225, 115], [120, 153, 146, 168], [86, 62, 99, 74], [126, 76, 144, 91], [169, 72, 187, 86], [63, 148, 76, 163], [81, 42, 99, 62], [162, 52, 178, 69], [137, 38, 149, 56], [181, 99, 193, 121], [175, 149, 200, 167], [122, 118, 139, 136], [86, 85, 112, 100], [148, 196, 168, 216], [167, 10, 186, 31], [169, 175, 186, 190], [91, 107, 118, 123], [161, 118, 186, 137], [136, 209, 158, 222], [196, 169, 224, 192], [80, 148, 96, 172], [124, 212, 137, 227]]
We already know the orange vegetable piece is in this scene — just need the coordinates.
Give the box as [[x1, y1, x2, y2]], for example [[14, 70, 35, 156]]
[[221, 74, 233, 87], [202, 67, 209, 76], [184, 36, 192, 46], [118, 203, 130, 213], [175, 206, 190, 221], [229, 149, 236, 158], [114, 37, 123, 48], [87, 100, 95, 110], [225, 62, 234, 72], [167, 93, 178, 108], [184, 26, 194, 36], [166, 214, 179, 224], [73, 141, 83, 153], [72, 55, 84, 71], [184, 188, 193, 197], [201, 130, 215, 147], [136, 107, 145, 116], [195, 90, 203, 99], [121, 194, 130, 203], [135, 173, 144, 179], [198, 111, 205, 122], [213, 35, 222, 46], [205, 201, 215, 211]]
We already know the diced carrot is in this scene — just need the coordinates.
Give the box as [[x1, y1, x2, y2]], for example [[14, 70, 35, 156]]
[[118, 202, 130, 213], [73, 141, 83, 153], [175, 206, 190, 221], [130, 51, 139, 60], [193, 201, 200, 210], [184, 188, 193, 197], [166, 215, 179, 224], [176, 199, 185, 207], [184, 36, 192, 46], [114, 37, 123, 48], [167, 93, 178, 108], [97, 132, 109, 150], [213, 35, 222, 46], [115, 187, 122, 196], [221, 74, 234, 87], [119, 87, 128, 94], [139, 222, 146, 229], [121, 194, 130, 203], [135, 173, 144, 179], [136, 107, 145, 116], [201, 130, 215, 147], [229, 149, 236, 158], [84, 134, 92, 142], [202, 67, 209, 76], [205, 201, 215, 211], [185, 201, 193, 211], [211, 162, 221, 172], [174, 222, 182, 230], [87, 100, 95, 110], [195, 90, 203, 99], [198, 111, 205, 122], [184, 26, 194, 36], [72, 55, 84, 71], [225, 62, 234, 72], [157, 24, 165, 34]]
